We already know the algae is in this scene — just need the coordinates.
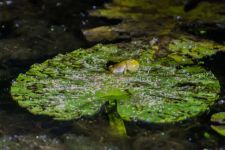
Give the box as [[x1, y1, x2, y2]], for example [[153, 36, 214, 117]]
[[11, 43, 220, 124]]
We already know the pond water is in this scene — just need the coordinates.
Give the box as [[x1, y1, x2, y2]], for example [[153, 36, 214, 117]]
[[0, 0, 225, 149]]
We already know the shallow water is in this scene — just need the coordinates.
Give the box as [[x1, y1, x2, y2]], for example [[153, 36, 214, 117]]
[[0, 0, 225, 149]]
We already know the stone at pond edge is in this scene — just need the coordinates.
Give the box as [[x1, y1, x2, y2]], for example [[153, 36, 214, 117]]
[[11, 43, 220, 124]]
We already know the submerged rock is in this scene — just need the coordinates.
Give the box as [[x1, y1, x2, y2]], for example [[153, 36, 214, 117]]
[[11, 37, 221, 123]]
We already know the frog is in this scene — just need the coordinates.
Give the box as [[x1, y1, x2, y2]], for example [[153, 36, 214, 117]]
[[108, 59, 139, 74]]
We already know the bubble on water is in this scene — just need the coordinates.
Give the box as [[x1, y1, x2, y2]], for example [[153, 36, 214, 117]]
[[49, 25, 54, 32], [188, 137, 192, 142], [80, 12, 86, 17], [56, 2, 62, 7], [218, 99, 225, 105], [6, 0, 13, 5], [60, 24, 67, 31], [1, 25, 6, 29]]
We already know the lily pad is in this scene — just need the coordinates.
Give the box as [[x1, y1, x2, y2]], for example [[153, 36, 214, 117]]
[[211, 125, 225, 137], [211, 112, 225, 125], [11, 43, 220, 123], [210, 112, 225, 137]]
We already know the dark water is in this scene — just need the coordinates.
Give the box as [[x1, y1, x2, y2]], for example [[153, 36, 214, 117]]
[[0, 0, 225, 149]]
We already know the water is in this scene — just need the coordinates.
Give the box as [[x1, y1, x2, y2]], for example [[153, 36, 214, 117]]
[[0, 0, 225, 149]]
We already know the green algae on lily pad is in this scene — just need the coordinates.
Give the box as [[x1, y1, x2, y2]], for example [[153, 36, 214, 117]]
[[11, 44, 220, 123]]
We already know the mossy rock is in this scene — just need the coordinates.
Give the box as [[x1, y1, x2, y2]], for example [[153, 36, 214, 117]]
[[11, 42, 220, 123]]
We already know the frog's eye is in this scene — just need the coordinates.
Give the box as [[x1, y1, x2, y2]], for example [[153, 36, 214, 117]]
[[106, 61, 118, 70]]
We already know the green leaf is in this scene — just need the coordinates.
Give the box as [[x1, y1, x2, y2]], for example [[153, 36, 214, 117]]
[[211, 125, 225, 137], [211, 112, 225, 124], [11, 43, 220, 124], [210, 112, 225, 137]]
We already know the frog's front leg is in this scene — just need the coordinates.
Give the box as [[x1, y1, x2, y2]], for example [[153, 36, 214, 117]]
[[108, 64, 126, 74]]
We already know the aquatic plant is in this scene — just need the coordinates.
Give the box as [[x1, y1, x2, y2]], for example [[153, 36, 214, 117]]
[[211, 112, 225, 137], [11, 40, 221, 132]]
